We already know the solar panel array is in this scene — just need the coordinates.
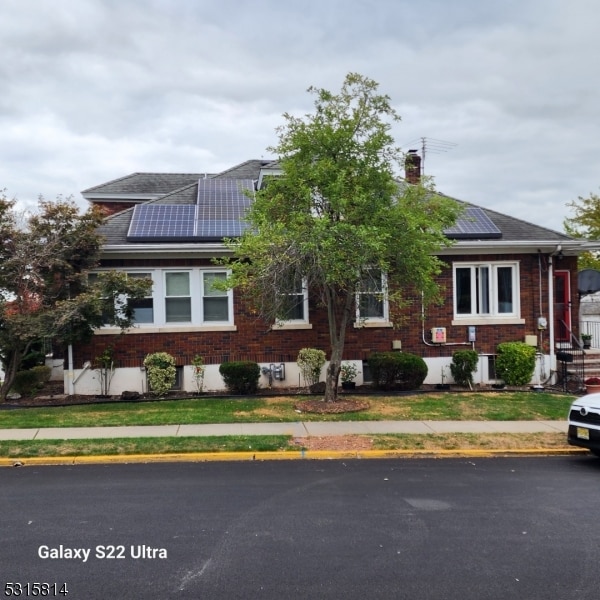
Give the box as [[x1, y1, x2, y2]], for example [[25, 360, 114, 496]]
[[127, 179, 253, 242], [196, 179, 252, 239], [127, 205, 196, 241], [444, 206, 502, 239]]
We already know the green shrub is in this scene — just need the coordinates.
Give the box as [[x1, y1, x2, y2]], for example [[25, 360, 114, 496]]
[[297, 348, 326, 387], [368, 352, 428, 390], [450, 350, 479, 387], [11, 370, 42, 395], [143, 352, 177, 396], [495, 342, 536, 386], [219, 361, 260, 394]]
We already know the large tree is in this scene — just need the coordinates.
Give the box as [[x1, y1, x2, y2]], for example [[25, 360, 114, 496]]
[[0, 194, 150, 401], [564, 190, 600, 270], [224, 73, 461, 402]]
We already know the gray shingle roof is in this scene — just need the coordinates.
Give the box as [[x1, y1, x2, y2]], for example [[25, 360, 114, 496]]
[[91, 160, 573, 248]]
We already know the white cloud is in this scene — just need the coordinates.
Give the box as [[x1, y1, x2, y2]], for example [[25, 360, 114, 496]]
[[1, 0, 600, 232]]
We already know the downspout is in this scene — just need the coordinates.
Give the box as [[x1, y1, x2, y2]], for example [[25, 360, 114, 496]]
[[548, 253, 556, 373], [67, 343, 75, 395]]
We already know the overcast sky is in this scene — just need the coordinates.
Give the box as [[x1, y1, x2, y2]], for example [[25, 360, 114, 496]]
[[1, 0, 599, 233]]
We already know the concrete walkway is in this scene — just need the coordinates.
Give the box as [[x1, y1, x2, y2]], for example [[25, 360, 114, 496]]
[[0, 420, 568, 441]]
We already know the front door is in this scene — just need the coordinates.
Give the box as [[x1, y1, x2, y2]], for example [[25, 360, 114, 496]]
[[555, 270, 571, 342]]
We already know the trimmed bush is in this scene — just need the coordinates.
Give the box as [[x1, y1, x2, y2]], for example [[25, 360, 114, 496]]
[[219, 361, 260, 394], [495, 342, 536, 386], [143, 352, 177, 396], [450, 350, 479, 387], [368, 351, 428, 390], [297, 348, 326, 387], [11, 370, 41, 395]]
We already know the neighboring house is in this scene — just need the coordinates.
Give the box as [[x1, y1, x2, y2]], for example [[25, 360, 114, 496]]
[[68, 157, 593, 395]]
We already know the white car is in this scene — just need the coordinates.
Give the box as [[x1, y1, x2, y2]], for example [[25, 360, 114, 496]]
[[568, 393, 600, 456]]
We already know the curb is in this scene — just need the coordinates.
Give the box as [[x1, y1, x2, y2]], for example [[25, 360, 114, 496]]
[[0, 447, 589, 467]]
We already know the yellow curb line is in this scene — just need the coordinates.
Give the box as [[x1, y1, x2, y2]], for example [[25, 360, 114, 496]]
[[0, 447, 588, 467]]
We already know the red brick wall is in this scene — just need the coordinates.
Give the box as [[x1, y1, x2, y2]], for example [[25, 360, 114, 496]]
[[73, 253, 578, 367]]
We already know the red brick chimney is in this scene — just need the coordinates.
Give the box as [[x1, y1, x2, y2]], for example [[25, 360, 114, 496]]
[[405, 149, 421, 184]]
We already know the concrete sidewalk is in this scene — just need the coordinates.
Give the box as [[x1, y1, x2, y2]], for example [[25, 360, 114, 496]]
[[0, 420, 568, 441]]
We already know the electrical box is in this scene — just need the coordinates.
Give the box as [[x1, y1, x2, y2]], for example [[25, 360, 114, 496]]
[[524, 335, 538, 347], [468, 326, 476, 342], [537, 316, 547, 330], [392, 340, 402, 350], [431, 327, 447, 344]]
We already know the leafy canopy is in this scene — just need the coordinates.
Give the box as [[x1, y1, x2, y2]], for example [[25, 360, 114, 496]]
[[0, 193, 151, 401], [222, 73, 461, 401], [564, 190, 600, 270]]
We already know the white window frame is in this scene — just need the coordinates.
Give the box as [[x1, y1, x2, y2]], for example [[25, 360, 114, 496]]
[[164, 270, 192, 324], [201, 271, 233, 325], [275, 277, 309, 327], [126, 271, 154, 324], [92, 268, 235, 332], [356, 270, 389, 325], [453, 261, 521, 322]]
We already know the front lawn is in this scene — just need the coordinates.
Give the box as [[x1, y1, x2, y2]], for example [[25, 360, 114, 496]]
[[0, 391, 574, 429]]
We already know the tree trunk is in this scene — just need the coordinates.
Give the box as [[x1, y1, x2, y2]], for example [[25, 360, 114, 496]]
[[0, 349, 23, 402], [323, 286, 355, 402]]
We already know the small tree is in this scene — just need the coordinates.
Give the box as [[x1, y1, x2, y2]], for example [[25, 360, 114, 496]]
[[450, 350, 479, 389], [0, 194, 152, 401], [297, 348, 326, 388], [94, 346, 116, 397], [222, 73, 461, 402], [564, 190, 600, 270], [143, 352, 176, 396], [192, 355, 206, 394]]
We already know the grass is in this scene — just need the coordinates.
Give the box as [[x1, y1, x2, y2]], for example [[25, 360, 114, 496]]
[[0, 391, 575, 430], [0, 435, 292, 458], [0, 391, 577, 459], [0, 433, 573, 460]]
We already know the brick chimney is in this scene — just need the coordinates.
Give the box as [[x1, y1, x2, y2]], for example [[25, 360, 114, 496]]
[[405, 149, 421, 184]]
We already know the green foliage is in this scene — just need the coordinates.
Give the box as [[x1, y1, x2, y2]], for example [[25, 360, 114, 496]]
[[30, 365, 51, 385], [94, 346, 116, 396], [11, 366, 50, 396], [192, 355, 206, 394], [340, 361, 359, 383], [0, 193, 152, 401], [297, 348, 326, 387], [221, 73, 461, 402], [143, 352, 176, 396], [219, 361, 260, 394], [495, 342, 537, 386], [563, 190, 600, 270], [368, 351, 428, 390], [450, 350, 479, 387]]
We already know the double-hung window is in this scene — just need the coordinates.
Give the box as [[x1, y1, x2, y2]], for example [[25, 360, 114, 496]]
[[202, 272, 230, 323], [357, 269, 388, 323], [165, 272, 191, 323], [277, 276, 308, 324], [454, 262, 519, 319], [127, 272, 154, 324]]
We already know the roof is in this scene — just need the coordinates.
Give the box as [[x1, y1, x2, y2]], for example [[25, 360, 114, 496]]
[[88, 159, 578, 256]]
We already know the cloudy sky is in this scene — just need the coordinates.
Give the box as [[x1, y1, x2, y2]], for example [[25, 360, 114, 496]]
[[1, 0, 599, 233]]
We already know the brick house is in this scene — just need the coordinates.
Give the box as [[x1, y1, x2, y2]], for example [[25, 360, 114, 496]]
[[68, 157, 589, 394]]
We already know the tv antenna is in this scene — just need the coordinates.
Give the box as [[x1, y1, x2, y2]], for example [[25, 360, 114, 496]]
[[404, 137, 457, 174]]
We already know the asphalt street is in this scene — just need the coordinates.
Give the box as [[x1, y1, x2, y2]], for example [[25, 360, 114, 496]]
[[2, 456, 600, 599]]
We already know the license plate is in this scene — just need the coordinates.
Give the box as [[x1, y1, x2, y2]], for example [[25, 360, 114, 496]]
[[577, 427, 590, 440]]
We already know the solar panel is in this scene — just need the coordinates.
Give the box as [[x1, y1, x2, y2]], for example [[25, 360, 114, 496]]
[[445, 207, 502, 240], [126, 179, 254, 242], [196, 179, 253, 239], [127, 205, 196, 241]]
